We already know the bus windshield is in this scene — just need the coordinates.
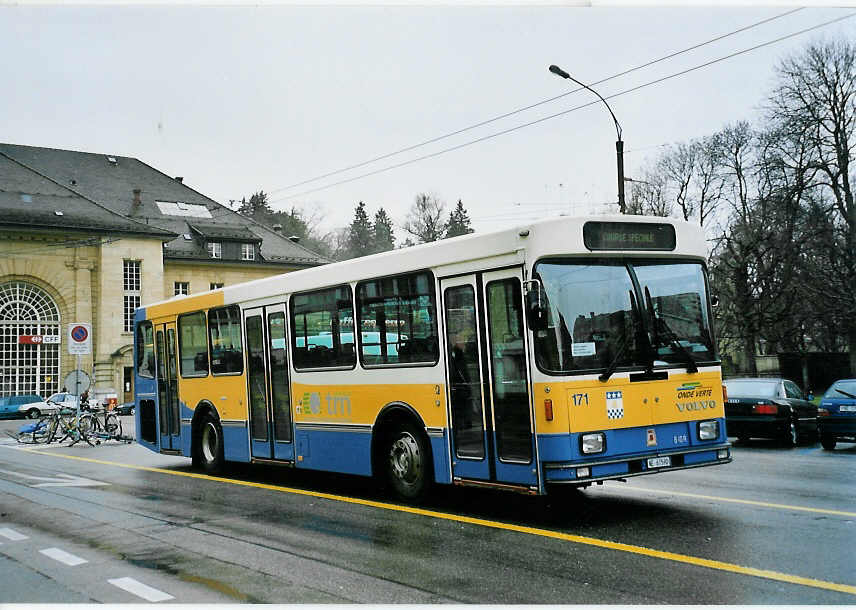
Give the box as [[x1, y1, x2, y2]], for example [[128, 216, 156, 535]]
[[533, 260, 716, 374]]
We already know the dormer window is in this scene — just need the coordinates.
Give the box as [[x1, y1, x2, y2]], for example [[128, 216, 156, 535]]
[[207, 242, 222, 259], [241, 243, 255, 261]]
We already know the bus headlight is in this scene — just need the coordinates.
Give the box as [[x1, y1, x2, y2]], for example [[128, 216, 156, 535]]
[[581, 432, 605, 454], [698, 420, 719, 440]]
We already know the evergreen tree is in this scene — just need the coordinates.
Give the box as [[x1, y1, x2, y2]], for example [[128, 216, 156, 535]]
[[445, 199, 474, 238], [346, 201, 374, 258], [237, 191, 272, 223], [372, 208, 396, 253]]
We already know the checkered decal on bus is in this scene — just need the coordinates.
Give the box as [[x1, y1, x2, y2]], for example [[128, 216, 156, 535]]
[[606, 390, 624, 419]]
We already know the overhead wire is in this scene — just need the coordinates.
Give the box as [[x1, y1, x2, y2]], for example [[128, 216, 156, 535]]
[[266, 7, 804, 198], [268, 10, 856, 206]]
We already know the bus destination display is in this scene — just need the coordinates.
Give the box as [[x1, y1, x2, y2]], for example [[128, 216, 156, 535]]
[[583, 221, 676, 251]]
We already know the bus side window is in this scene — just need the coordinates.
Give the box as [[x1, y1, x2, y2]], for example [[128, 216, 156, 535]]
[[290, 285, 355, 370], [208, 305, 244, 375], [178, 311, 209, 377], [136, 321, 155, 378], [356, 271, 438, 366]]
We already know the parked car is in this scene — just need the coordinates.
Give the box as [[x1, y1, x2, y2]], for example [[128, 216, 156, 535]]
[[0, 394, 44, 419], [16, 392, 79, 419], [818, 378, 856, 450], [114, 402, 135, 416], [723, 377, 818, 445]]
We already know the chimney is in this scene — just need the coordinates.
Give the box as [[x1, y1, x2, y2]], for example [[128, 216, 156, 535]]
[[272, 223, 283, 234], [133, 188, 142, 207], [174, 176, 183, 183]]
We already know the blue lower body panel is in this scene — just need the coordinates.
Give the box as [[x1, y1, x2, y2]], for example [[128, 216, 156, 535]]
[[223, 423, 250, 463], [295, 427, 373, 476], [430, 432, 452, 485]]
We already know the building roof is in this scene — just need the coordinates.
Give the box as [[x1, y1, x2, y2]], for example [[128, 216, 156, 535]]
[[188, 222, 262, 242], [0, 153, 176, 238], [0, 143, 328, 267]]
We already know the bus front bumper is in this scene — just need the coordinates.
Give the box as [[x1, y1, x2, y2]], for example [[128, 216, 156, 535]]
[[542, 443, 732, 485]]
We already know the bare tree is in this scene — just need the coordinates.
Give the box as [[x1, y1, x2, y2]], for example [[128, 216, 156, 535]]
[[628, 135, 725, 228], [402, 193, 446, 243], [767, 38, 856, 373], [626, 170, 671, 217]]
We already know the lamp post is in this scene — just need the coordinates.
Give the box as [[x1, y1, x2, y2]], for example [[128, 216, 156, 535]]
[[549, 64, 626, 214]]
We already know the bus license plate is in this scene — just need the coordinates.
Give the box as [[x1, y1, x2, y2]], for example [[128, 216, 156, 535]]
[[647, 456, 671, 468]]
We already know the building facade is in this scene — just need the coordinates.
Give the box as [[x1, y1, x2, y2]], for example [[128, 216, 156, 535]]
[[0, 143, 326, 404]]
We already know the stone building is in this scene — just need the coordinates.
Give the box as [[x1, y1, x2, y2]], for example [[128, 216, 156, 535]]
[[0, 143, 326, 404]]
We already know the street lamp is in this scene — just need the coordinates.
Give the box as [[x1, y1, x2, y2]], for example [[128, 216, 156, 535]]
[[549, 64, 626, 214]]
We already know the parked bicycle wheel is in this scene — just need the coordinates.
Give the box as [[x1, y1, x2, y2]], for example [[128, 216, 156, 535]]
[[104, 413, 122, 438], [77, 413, 96, 439], [33, 416, 56, 444]]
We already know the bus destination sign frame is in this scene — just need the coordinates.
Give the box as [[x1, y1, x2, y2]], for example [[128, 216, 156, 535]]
[[583, 221, 677, 252]]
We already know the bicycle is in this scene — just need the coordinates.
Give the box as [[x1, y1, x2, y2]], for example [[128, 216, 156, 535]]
[[82, 400, 123, 441], [36, 405, 96, 446]]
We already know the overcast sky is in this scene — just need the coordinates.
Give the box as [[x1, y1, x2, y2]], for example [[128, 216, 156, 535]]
[[2, 4, 854, 237]]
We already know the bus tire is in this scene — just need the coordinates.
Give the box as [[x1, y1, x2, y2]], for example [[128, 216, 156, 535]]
[[384, 421, 432, 502], [194, 413, 224, 474]]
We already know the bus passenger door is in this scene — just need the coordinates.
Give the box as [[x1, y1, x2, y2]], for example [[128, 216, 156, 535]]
[[244, 305, 293, 461], [156, 323, 180, 451], [441, 270, 538, 488], [482, 269, 537, 486], [441, 276, 490, 481]]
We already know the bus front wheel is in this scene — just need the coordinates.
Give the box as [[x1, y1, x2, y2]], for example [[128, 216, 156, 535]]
[[194, 413, 224, 474], [385, 422, 432, 502]]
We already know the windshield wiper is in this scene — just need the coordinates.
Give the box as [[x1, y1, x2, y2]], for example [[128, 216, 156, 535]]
[[600, 290, 641, 382], [644, 287, 698, 374], [834, 388, 856, 399]]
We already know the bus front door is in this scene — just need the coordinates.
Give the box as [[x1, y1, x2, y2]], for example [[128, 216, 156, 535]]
[[155, 323, 180, 451], [441, 269, 538, 488], [244, 305, 294, 461]]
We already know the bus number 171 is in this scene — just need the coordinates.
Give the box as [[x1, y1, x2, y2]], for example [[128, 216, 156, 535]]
[[572, 393, 589, 406]]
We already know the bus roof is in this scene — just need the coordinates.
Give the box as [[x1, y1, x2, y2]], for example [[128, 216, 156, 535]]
[[140, 215, 707, 315]]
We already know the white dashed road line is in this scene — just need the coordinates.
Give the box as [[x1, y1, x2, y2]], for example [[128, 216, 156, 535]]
[[39, 547, 88, 566], [0, 527, 28, 541], [1, 526, 176, 601], [108, 577, 175, 602]]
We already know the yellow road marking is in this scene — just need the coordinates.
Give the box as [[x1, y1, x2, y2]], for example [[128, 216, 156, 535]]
[[614, 484, 856, 518], [14, 447, 856, 597]]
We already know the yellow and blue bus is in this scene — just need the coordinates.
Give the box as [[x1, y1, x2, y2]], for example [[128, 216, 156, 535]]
[[134, 215, 730, 501]]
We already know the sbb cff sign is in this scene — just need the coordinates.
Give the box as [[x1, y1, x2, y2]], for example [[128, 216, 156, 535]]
[[18, 335, 61, 345]]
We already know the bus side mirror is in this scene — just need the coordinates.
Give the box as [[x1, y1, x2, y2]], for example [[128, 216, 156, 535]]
[[524, 279, 547, 332]]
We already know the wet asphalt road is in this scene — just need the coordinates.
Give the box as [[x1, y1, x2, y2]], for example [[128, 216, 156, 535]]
[[0, 416, 854, 604]]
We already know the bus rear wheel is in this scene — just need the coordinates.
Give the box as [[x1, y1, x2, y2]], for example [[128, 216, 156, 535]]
[[385, 422, 432, 502], [194, 413, 224, 474]]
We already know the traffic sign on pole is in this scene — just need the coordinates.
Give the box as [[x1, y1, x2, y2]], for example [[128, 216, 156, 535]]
[[64, 370, 92, 395], [68, 323, 92, 355]]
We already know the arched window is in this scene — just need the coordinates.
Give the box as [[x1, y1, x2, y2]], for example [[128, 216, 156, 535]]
[[0, 281, 61, 397]]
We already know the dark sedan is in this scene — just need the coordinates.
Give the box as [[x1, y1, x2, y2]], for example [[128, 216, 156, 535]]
[[114, 402, 135, 416], [724, 377, 818, 445], [818, 378, 856, 450]]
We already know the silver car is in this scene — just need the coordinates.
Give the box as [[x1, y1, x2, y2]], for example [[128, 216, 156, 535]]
[[17, 392, 80, 419]]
